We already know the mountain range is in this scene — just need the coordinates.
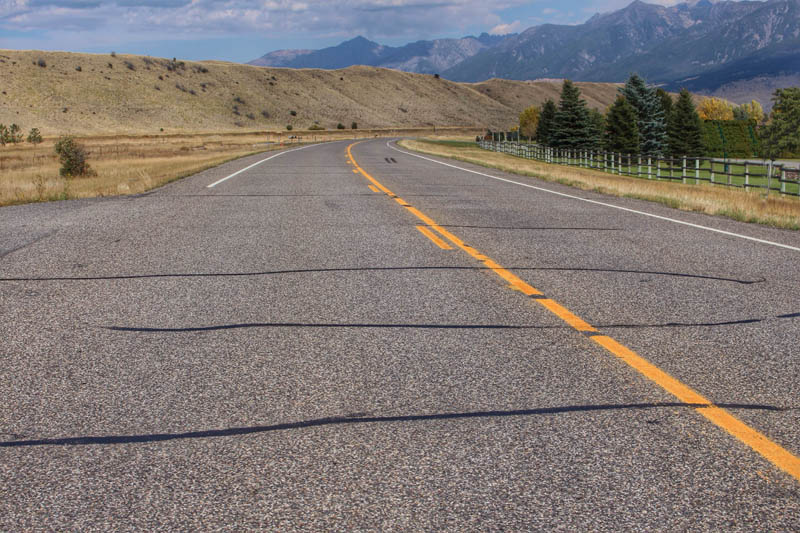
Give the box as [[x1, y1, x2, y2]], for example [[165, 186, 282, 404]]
[[248, 0, 800, 105]]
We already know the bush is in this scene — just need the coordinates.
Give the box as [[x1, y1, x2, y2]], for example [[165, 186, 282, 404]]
[[124, 61, 135, 71], [286, 124, 293, 131], [27, 128, 43, 145], [54, 136, 92, 177], [337, 123, 345, 129], [351, 122, 358, 130], [289, 110, 297, 116], [0, 124, 9, 146], [309, 124, 324, 131], [261, 110, 270, 118], [36, 58, 46, 68], [110, 51, 116, 57], [7, 124, 23, 143], [75, 66, 82, 72]]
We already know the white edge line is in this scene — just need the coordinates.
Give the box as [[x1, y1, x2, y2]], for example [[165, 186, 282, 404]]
[[387, 141, 800, 253], [207, 143, 319, 188]]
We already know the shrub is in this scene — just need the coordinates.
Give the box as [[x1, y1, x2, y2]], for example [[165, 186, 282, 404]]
[[234, 96, 245, 104], [108, 62, 113, 69], [246, 113, 255, 120], [289, 110, 297, 116], [434, 73, 440, 79], [8, 124, 23, 143], [337, 123, 345, 129], [110, 51, 116, 57], [36, 58, 46, 68], [124, 61, 135, 71], [351, 122, 358, 129], [75, 66, 82, 72], [54, 136, 92, 177], [286, 124, 293, 131], [27, 128, 43, 145], [261, 110, 270, 118], [0, 124, 9, 146], [309, 124, 324, 131]]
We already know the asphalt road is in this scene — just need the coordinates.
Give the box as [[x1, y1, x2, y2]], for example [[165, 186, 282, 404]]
[[1, 139, 799, 531]]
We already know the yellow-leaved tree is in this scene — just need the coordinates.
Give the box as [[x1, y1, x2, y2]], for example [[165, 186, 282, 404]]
[[697, 97, 734, 120], [519, 106, 540, 139], [735, 100, 764, 122]]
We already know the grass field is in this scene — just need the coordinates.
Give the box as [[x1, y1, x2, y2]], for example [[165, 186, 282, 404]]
[[0, 132, 275, 206], [402, 139, 800, 230]]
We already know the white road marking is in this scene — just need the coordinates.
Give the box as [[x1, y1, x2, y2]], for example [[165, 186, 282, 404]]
[[206, 143, 319, 188], [388, 141, 800, 253]]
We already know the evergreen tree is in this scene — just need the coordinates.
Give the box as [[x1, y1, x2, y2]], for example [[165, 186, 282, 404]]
[[587, 108, 605, 150], [668, 89, 704, 157], [760, 87, 800, 159], [536, 99, 557, 145], [605, 96, 639, 154], [551, 80, 594, 149], [619, 74, 667, 156], [657, 88, 673, 135]]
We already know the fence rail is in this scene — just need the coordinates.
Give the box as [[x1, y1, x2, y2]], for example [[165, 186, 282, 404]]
[[478, 140, 800, 197]]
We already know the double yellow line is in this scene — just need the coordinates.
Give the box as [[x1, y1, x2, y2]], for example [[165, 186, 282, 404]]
[[346, 142, 800, 482]]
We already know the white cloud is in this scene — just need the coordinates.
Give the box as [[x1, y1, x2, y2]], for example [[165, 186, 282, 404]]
[[1, 0, 535, 36], [542, 7, 557, 15], [489, 20, 521, 35]]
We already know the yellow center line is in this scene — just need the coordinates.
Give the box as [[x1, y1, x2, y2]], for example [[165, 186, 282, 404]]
[[416, 225, 453, 250], [368, 185, 380, 193], [345, 141, 800, 483]]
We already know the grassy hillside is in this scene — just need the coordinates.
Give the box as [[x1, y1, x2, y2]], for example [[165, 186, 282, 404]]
[[0, 50, 621, 136]]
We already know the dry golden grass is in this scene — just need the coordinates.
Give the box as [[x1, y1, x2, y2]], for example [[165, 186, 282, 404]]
[[400, 139, 800, 230], [0, 49, 621, 136], [0, 132, 277, 205]]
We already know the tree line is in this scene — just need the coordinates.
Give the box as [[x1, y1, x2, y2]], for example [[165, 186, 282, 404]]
[[508, 75, 800, 160]]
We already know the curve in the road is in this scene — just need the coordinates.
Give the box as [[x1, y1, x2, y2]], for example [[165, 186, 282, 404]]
[[348, 141, 800, 482]]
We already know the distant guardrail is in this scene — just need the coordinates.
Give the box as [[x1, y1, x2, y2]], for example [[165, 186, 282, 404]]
[[478, 140, 800, 197]]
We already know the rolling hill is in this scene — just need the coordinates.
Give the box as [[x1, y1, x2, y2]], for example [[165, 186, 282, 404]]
[[0, 49, 620, 136]]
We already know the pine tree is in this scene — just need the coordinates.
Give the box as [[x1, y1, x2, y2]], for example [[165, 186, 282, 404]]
[[619, 74, 667, 156], [657, 88, 673, 135], [536, 99, 557, 145], [551, 80, 594, 149], [760, 87, 800, 159], [668, 89, 704, 157], [605, 96, 639, 154], [587, 108, 605, 150]]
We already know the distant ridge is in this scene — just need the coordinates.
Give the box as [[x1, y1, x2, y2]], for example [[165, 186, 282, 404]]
[[249, 0, 800, 106], [249, 33, 515, 75]]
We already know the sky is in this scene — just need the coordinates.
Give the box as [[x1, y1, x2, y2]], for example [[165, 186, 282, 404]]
[[0, 0, 680, 63]]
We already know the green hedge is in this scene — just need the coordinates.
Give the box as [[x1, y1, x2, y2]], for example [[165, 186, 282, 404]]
[[701, 120, 760, 158]]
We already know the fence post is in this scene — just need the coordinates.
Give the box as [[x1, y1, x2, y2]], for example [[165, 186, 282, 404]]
[[781, 168, 786, 194], [648, 157, 652, 179], [766, 160, 773, 195], [710, 160, 714, 184], [682, 156, 687, 184], [744, 162, 749, 192], [695, 158, 700, 184], [617, 153, 621, 175], [656, 158, 661, 179]]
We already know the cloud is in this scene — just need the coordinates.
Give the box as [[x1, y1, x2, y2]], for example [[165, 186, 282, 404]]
[[489, 20, 521, 35], [0, 0, 535, 49], [542, 7, 557, 15]]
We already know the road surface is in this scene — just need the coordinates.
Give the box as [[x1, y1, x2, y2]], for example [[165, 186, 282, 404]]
[[2, 139, 799, 530]]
